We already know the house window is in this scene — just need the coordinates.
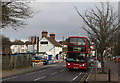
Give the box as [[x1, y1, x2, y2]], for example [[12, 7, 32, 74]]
[[12, 49, 14, 52], [21, 49, 24, 52], [40, 41, 48, 44]]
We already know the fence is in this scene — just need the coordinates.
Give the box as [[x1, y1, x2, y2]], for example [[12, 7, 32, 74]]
[[2, 54, 32, 70]]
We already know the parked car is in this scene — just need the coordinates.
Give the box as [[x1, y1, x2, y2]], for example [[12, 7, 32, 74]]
[[31, 56, 43, 63], [94, 57, 101, 60], [90, 56, 94, 64], [43, 58, 48, 65], [115, 56, 120, 62]]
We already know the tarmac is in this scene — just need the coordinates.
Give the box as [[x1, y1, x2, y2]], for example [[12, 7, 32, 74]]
[[1, 60, 120, 83], [2, 64, 58, 79]]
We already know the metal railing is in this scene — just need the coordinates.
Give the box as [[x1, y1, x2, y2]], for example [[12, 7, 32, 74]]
[[2, 54, 32, 70]]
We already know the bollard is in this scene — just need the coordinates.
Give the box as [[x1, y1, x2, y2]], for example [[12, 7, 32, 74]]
[[108, 69, 111, 82]]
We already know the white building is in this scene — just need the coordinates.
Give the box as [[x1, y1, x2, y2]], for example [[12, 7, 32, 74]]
[[27, 45, 35, 53], [35, 31, 62, 58], [10, 42, 28, 54]]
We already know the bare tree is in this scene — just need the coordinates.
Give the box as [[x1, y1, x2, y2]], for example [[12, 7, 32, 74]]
[[75, 2, 119, 73], [1, 1, 34, 30], [2, 35, 11, 54]]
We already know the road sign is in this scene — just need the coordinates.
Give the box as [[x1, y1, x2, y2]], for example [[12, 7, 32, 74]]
[[97, 61, 102, 68]]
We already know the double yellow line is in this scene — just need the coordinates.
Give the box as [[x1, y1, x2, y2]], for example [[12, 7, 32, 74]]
[[79, 66, 94, 83], [79, 67, 95, 83], [79, 72, 89, 83]]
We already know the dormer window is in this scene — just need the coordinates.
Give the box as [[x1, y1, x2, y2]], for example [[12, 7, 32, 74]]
[[41, 41, 48, 44]]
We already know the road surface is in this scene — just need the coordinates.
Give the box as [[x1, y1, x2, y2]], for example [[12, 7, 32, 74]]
[[2, 62, 93, 83]]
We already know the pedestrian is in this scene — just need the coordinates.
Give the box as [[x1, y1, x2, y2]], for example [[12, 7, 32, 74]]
[[115, 57, 116, 63]]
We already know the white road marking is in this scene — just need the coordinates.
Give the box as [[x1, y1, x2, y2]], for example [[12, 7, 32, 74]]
[[73, 76, 78, 81], [60, 69, 64, 72], [26, 72, 35, 75], [79, 72, 82, 75], [50, 72, 57, 75], [40, 69, 46, 72], [34, 76, 46, 81], [2, 76, 18, 81], [86, 67, 94, 81]]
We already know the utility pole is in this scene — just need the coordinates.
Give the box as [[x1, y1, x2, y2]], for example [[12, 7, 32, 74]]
[[31, 36, 35, 56], [95, 44, 97, 80], [63, 36, 64, 61]]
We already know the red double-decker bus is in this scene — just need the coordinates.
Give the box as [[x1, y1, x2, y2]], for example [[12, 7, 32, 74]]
[[66, 36, 90, 70]]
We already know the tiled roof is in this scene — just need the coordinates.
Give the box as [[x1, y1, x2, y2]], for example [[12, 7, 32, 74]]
[[47, 37, 62, 47], [11, 40, 25, 45], [25, 41, 32, 45], [11, 42, 24, 45]]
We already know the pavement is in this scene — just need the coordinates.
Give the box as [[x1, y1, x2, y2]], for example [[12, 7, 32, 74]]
[[86, 59, 120, 83], [2, 63, 60, 79]]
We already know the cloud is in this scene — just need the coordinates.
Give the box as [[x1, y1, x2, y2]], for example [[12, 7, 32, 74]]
[[2, 2, 118, 41]]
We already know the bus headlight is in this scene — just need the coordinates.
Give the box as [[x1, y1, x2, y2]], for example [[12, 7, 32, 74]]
[[68, 63, 70, 66], [82, 64, 85, 66]]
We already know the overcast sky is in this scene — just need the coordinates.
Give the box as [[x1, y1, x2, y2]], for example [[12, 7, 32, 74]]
[[2, 2, 118, 41]]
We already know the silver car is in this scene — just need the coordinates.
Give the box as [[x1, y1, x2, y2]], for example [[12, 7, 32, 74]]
[[90, 56, 94, 64]]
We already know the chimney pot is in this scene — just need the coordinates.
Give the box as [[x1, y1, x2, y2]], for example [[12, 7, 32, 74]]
[[50, 33, 55, 40], [42, 30, 48, 38], [31, 37, 33, 44]]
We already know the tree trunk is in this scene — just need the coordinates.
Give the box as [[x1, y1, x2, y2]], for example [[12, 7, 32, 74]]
[[100, 44, 106, 73], [101, 51, 104, 73], [99, 42, 106, 73]]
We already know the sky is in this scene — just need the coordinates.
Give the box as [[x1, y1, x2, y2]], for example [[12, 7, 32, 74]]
[[1, 2, 118, 42]]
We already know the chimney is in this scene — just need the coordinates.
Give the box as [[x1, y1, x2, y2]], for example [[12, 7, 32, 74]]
[[37, 37, 39, 53], [42, 30, 48, 38], [50, 33, 55, 40], [34, 36, 36, 44], [63, 36, 64, 44], [31, 36, 33, 44]]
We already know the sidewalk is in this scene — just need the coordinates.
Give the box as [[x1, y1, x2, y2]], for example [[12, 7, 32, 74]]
[[87, 60, 119, 83], [87, 68, 119, 83], [2, 64, 58, 79]]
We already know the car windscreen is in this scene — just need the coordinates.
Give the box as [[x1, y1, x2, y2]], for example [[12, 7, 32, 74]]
[[90, 56, 93, 59], [32, 56, 43, 60], [116, 56, 120, 58]]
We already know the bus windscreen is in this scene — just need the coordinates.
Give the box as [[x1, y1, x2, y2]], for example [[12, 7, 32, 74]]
[[66, 53, 86, 63], [69, 38, 86, 45]]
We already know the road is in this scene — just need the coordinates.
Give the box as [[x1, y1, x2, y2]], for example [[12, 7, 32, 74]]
[[2, 62, 93, 83]]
